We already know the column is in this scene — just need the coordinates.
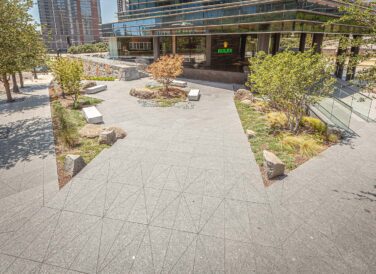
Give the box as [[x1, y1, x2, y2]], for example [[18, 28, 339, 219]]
[[172, 35, 177, 55], [205, 35, 212, 67], [346, 35, 361, 81], [271, 33, 281, 55], [108, 37, 118, 58], [240, 34, 247, 60], [335, 35, 348, 79], [311, 33, 324, 53], [153, 36, 160, 60], [299, 33, 307, 52], [257, 33, 271, 54]]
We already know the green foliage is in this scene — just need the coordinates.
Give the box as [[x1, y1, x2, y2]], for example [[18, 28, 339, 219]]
[[327, 133, 339, 143], [79, 96, 103, 106], [52, 101, 79, 147], [301, 116, 327, 134], [0, 0, 46, 101], [68, 43, 108, 54], [82, 75, 116, 81], [50, 58, 84, 108], [267, 112, 288, 130], [247, 50, 335, 133], [327, 0, 375, 89]]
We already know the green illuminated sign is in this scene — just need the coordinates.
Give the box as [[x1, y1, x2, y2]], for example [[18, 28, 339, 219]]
[[217, 48, 233, 54]]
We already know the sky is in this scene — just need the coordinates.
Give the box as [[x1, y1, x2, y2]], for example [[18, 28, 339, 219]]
[[29, 0, 118, 24]]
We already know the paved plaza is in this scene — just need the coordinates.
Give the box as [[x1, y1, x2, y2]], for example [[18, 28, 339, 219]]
[[0, 78, 375, 273]]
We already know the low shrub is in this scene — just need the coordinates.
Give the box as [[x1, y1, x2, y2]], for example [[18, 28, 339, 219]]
[[301, 116, 327, 134], [68, 42, 108, 54], [52, 101, 79, 147], [82, 76, 116, 81], [327, 133, 339, 143], [267, 112, 288, 130]]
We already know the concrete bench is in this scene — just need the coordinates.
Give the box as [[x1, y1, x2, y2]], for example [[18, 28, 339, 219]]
[[85, 84, 107, 94], [188, 89, 200, 101], [172, 80, 187, 88], [83, 106, 103, 124]]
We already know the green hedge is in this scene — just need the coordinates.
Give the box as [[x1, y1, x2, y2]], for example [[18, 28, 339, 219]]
[[68, 42, 108, 54]]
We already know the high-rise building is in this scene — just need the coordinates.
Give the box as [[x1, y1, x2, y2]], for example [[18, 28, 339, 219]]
[[38, 0, 102, 51], [117, 0, 129, 18]]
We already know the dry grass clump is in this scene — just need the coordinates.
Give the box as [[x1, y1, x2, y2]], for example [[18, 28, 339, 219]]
[[267, 112, 288, 130], [281, 134, 323, 157]]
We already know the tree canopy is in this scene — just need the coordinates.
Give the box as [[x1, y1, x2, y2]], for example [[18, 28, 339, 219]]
[[0, 0, 46, 102], [247, 50, 335, 133]]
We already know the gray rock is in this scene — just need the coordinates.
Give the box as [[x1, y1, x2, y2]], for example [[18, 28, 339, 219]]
[[240, 99, 253, 106], [99, 129, 116, 145], [235, 89, 253, 101], [64, 155, 86, 177], [104, 126, 127, 139], [263, 150, 285, 179], [121, 67, 140, 81], [246, 129, 256, 139]]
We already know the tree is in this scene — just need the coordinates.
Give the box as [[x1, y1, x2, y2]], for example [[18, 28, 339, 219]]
[[147, 55, 184, 93], [328, 0, 375, 89], [0, 0, 46, 102], [50, 57, 84, 108], [247, 50, 335, 133]]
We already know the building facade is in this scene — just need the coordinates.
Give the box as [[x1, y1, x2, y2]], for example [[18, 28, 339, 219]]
[[102, 0, 369, 78], [38, 0, 102, 51]]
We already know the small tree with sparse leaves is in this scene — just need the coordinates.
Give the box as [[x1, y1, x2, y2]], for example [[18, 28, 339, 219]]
[[50, 58, 84, 108], [247, 50, 335, 133], [147, 55, 184, 93]]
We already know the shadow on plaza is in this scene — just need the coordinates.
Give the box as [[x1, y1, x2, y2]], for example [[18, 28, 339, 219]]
[[0, 94, 50, 114], [0, 117, 54, 169]]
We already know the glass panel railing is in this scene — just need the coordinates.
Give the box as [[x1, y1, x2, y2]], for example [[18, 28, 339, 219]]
[[333, 82, 373, 121], [315, 97, 352, 129]]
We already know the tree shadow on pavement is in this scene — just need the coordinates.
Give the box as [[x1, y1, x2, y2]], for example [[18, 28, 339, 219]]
[[0, 117, 55, 169], [0, 94, 50, 114]]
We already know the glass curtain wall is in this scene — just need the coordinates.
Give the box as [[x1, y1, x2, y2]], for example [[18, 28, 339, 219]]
[[176, 36, 206, 66]]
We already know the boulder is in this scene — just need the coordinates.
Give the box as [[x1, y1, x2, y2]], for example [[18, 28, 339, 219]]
[[99, 129, 116, 145], [246, 129, 256, 139], [79, 124, 103, 138], [130, 88, 156, 99], [235, 89, 253, 101], [240, 99, 253, 106], [105, 126, 127, 139], [64, 155, 86, 177], [82, 81, 97, 90], [263, 150, 285, 179]]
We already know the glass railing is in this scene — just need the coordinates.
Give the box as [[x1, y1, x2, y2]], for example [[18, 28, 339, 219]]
[[315, 97, 353, 129], [333, 82, 373, 122]]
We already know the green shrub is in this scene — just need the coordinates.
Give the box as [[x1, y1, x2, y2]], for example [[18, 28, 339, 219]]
[[68, 42, 108, 54], [82, 75, 116, 81], [301, 116, 327, 134], [327, 133, 339, 143], [52, 101, 79, 147], [267, 112, 288, 130]]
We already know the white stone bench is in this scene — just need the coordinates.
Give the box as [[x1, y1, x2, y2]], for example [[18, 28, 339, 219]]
[[85, 84, 107, 94], [188, 89, 200, 101], [172, 80, 187, 88], [83, 106, 103, 124]]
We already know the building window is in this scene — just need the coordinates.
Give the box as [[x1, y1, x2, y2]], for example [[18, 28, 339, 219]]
[[129, 41, 152, 51]]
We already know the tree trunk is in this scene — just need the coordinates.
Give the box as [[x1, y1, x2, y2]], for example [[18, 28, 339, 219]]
[[2, 73, 13, 102], [18, 71, 24, 88], [11, 73, 20, 93], [33, 68, 38, 79]]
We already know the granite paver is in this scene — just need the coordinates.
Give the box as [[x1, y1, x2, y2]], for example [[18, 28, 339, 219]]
[[0, 77, 374, 273]]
